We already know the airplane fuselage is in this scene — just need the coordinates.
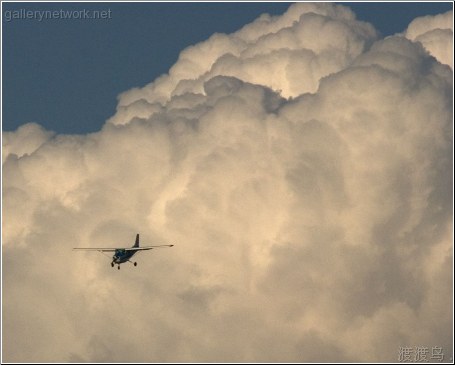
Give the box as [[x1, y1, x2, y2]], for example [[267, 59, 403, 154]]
[[113, 249, 137, 264]]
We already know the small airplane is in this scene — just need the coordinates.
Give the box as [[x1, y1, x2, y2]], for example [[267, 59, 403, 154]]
[[73, 234, 173, 270]]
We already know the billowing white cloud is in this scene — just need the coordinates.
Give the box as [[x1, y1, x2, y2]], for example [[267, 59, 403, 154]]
[[2, 3, 453, 362], [404, 10, 453, 68], [108, 2, 378, 125], [2, 122, 54, 163]]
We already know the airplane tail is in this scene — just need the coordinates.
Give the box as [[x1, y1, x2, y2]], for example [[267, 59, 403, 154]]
[[133, 233, 140, 248]]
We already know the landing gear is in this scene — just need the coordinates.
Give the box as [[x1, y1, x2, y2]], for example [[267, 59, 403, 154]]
[[111, 262, 114, 268], [117, 265, 120, 270], [134, 262, 137, 267]]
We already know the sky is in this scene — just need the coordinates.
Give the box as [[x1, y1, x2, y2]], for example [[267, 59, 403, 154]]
[[1, 1, 453, 134], [2, 1, 454, 363]]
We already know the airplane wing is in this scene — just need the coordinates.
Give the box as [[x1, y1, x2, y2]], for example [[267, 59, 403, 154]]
[[73, 248, 117, 252], [73, 245, 174, 252], [124, 244, 174, 251]]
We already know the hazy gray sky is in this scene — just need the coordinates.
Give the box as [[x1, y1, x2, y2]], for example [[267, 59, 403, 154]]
[[2, 2, 453, 362]]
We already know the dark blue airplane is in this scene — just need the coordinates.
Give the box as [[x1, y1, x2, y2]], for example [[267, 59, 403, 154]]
[[73, 234, 173, 270]]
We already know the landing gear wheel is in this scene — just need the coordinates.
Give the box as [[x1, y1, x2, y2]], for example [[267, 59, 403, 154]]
[[134, 262, 137, 267], [117, 265, 120, 270], [111, 262, 114, 268]]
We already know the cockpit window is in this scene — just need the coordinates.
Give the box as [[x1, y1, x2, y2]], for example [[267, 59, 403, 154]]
[[115, 249, 126, 256]]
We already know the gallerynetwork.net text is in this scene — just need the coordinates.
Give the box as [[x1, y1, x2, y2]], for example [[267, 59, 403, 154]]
[[4, 9, 112, 22]]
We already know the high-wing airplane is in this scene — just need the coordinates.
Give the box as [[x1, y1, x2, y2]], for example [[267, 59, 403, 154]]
[[73, 234, 173, 269]]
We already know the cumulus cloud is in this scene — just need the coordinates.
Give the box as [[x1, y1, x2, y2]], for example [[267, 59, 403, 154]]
[[404, 10, 453, 68], [2, 122, 54, 163], [2, 3, 453, 362], [108, 2, 377, 125]]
